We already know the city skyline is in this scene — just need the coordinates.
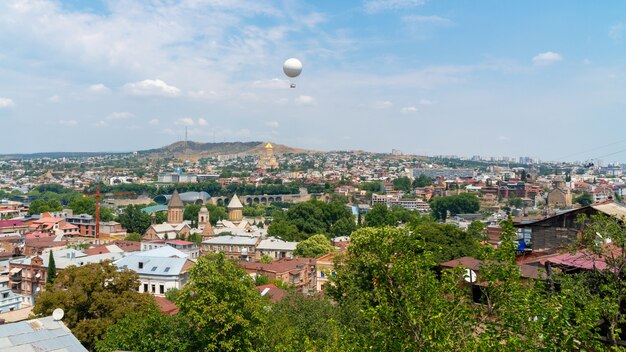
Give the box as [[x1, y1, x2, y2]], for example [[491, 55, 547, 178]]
[[1, 1, 626, 162]]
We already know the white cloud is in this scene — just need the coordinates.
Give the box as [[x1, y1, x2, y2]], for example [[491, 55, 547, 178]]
[[88, 84, 110, 93], [47, 95, 61, 103], [148, 119, 160, 125], [175, 117, 209, 126], [176, 117, 195, 126], [266, 121, 280, 128], [94, 120, 108, 128], [59, 119, 78, 126], [106, 111, 134, 120], [402, 15, 453, 26], [252, 78, 290, 90], [295, 95, 317, 105], [124, 79, 181, 97], [532, 51, 563, 65], [0, 98, 15, 108], [419, 99, 433, 105], [400, 106, 417, 114], [609, 23, 625, 42], [364, 0, 426, 13], [371, 100, 393, 109]]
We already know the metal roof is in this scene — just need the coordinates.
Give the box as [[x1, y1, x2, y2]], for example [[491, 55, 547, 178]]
[[202, 235, 259, 246], [0, 316, 87, 351]]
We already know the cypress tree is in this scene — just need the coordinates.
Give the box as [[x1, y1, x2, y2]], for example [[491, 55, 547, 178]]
[[47, 251, 57, 285]]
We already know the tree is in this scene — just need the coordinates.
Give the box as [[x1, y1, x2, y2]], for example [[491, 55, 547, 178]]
[[331, 217, 357, 237], [68, 196, 96, 215], [392, 176, 412, 193], [259, 255, 273, 264], [258, 293, 344, 352], [412, 174, 432, 187], [466, 220, 486, 240], [294, 234, 335, 258], [508, 195, 524, 208], [46, 251, 56, 285], [117, 205, 152, 234], [364, 204, 395, 227], [176, 253, 266, 351], [328, 226, 479, 351], [430, 193, 480, 221], [267, 220, 300, 241], [574, 192, 593, 207], [184, 204, 201, 228], [124, 232, 142, 242], [96, 305, 190, 352], [28, 199, 62, 215], [33, 261, 154, 350]]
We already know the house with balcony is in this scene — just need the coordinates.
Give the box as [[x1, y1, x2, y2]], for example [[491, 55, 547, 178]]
[[241, 258, 316, 294], [255, 237, 297, 260]]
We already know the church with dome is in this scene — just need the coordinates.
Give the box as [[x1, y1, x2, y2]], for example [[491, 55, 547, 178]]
[[257, 142, 279, 170]]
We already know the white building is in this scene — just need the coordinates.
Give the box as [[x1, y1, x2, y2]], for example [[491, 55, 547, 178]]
[[256, 237, 297, 260], [114, 246, 194, 297]]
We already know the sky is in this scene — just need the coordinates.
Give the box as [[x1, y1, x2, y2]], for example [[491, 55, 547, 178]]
[[1, 0, 626, 162]]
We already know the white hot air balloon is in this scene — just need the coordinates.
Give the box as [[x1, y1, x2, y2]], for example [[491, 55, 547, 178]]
[[283, 58, 302, 88]]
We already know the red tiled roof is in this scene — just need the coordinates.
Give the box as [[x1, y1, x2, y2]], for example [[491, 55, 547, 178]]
[[154, 296, 179, 315], [255, 284, 287, 303], [241, 258, 315, 274], [166, 240, 194, 245], [0, 220, 24, 228], [25, 232, 54, 240], [440, 256, 482, 271]]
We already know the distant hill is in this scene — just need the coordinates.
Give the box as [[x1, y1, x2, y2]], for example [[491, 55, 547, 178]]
[[140, 141, 315, 160]]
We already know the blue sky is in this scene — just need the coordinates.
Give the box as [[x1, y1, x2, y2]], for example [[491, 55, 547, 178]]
[[1, 0, 626, 163]]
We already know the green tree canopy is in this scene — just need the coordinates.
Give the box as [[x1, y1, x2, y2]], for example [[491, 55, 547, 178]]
[[574, 192, 593, 207], [33, 260, 154, 350], [392, 176, 412, 193], [176, 253, 266, 351], [96, 305, 190, 352], [117, 205, 152, 234], [124, 232, 142, 242], [267, 200, 353, 241], [28, 199, 63, 215], [430, 192, 480, 221], [412, 174, 433, 187], [294, 234, 335, 258]]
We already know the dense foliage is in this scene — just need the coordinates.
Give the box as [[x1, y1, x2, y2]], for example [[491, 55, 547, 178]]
[[33, 261, 154, 351], [268, 200, 353, 241], [293, 234, 335, 258], [430, 192, 480, 221]]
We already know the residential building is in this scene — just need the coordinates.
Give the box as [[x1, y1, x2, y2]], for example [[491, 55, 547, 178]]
[[141, 239, 201, 259], [241, 258, 317, 293], [114, 246, 194, 297], [0, 315, 87, 351], [0, 277, 22, 312], [201, 235, 260, 261], [255, 237, 297, 260]]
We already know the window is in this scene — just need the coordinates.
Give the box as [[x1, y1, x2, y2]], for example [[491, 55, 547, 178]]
[[159, 285, 164, 294], [143, 283, 148, 292], [138, 262, 144, 269], [164, 267, 170, 273], [151, 284, 156, 293], [151, 266, 157, 272]]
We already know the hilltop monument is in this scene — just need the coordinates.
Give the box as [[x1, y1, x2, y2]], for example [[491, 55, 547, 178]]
[[257, 142, 279, 170]]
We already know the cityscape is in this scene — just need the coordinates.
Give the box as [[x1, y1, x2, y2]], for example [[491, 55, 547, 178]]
[[2, 0, 626, 351]]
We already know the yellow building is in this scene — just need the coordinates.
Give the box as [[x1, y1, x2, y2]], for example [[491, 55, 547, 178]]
[[257, 142, 279, 170]]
